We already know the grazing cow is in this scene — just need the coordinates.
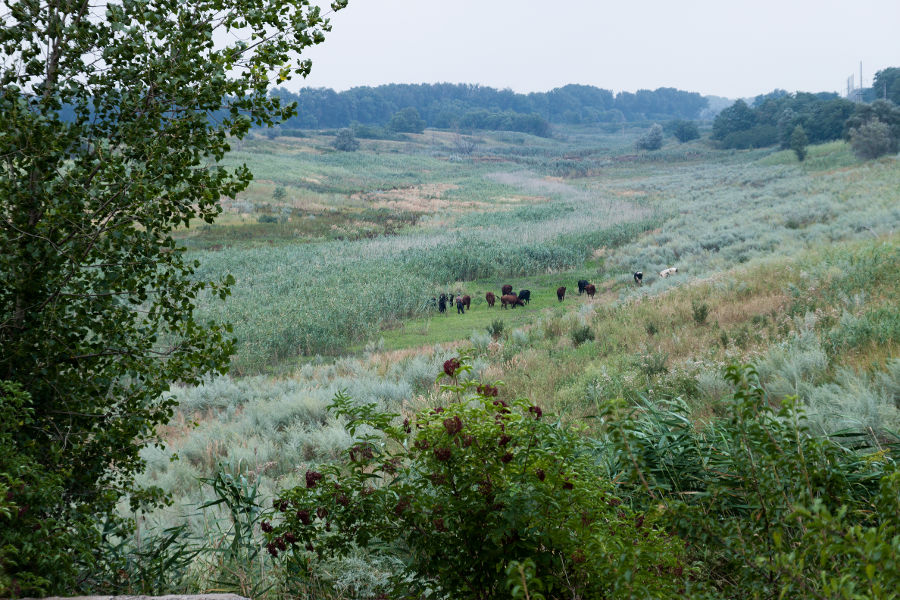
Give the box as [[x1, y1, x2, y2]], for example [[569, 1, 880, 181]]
[[517, 289, 531, 304], [577, 279, 589, 295], [461, 295, 471, 311], [557, 286, 566, 302], [659, 267, 678, 278], [633, 271, 643, 285], [501, 294, 525, 309], [438, 295, 447, 313], [456, 297, 465, 314], [585, 283, 596, 298], [501, 284, 513, 296], [485, 292, 496, 307]]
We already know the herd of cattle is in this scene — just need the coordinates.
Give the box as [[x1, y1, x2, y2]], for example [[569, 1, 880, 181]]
[[432, 267, 678, 315]]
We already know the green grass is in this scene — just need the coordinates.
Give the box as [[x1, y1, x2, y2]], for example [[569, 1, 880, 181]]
[[367, 275, 599, 351]]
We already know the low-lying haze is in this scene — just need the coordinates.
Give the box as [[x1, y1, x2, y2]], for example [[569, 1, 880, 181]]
[[299, 0, 899, 98]]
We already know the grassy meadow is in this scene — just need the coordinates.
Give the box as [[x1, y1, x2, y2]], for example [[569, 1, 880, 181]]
[[136, 126, 900, 597]]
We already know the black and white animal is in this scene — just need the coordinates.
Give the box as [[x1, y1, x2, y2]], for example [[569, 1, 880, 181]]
[[633, 271, 643, 285], [659, 267, 678, 278], [517, 289, 531, 304], [577, 279, 589, 295]]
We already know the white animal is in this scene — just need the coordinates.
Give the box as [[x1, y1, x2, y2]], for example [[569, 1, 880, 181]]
[[659, 267, 678, 278]]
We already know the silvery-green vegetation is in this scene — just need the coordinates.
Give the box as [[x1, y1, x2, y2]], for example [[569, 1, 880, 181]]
[[121, 122, 900, 597]]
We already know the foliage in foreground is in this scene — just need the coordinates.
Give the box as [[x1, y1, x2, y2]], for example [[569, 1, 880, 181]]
[[602, 365, 900, 599], [265, 358, 688, 599], [0, 0, 346, 593], [257, 359, 900, 599]]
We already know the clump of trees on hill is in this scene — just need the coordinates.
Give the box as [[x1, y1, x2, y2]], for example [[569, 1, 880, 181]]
[[711, 91, 857, 149], [711, 79, 900, 160]]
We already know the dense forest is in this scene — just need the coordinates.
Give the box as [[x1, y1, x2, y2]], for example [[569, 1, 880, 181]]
[[267, 83, 709, 135]]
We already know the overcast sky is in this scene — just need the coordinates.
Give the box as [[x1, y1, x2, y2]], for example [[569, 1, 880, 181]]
[[294, 0, 900, 99]]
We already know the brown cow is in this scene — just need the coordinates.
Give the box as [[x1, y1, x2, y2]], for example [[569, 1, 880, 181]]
[[557, 286, 566, 302], [461, 295, 471, 310], [585, 283, 596, 298], [485, 292, 496, 307], [500, 294, 524, 309], [501, 284, 513, 296]]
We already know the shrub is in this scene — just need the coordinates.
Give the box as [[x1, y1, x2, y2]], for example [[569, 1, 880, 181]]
[[257, 214, 278, 224], [636, 351, 668, 378], [635, 123, 663, 151], [265, 359, 689, 599], [332, 128, 360, 152], [600, 365, 899, 599], [790, 125, 808, 161], [571, 325, 595, 346], [487, 319, 505, 340], [671, 120, 700, 143], [691, 300, 710, 325], [849, 118, 894, 160]]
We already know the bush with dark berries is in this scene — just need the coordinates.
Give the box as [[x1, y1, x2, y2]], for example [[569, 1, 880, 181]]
[[263, 356, 687, 599]]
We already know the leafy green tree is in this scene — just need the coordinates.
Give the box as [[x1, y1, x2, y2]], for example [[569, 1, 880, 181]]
[[387, 106, 426, 133], [635, 123, 664, 150], [790, 125, 809, 161], [873, 67, 900, 104], [332, 127, 360, 151], [849, 119, 894, 160], [0, 0, 346, 593], [843, 99, 900, 154], [712, 99, 756, 140], [671, 120, 700, 143]]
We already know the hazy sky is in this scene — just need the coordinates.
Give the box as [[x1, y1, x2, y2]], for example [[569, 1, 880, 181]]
[[295, 0, 900, 99]]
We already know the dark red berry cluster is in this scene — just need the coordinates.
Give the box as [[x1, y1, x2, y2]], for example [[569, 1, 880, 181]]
[[442, 358, 460, 376], [305, 470, 323, 488], [528, 405, 543, 419], [349, 443, 374, 462], [476, 384, 499, 397], [443, 415, 463, 435], [492, 399, 510, 414], [433, 446, 452, 461]]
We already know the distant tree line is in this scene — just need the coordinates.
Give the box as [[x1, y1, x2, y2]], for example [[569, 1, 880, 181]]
[[265, 83, 709, 136]]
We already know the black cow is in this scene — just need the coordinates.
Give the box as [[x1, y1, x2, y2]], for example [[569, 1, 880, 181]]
[[577, 279, 589, 294], [633, 271, 643, 285], [517, 289, 531, 304], [438, 294, 447, 313]]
